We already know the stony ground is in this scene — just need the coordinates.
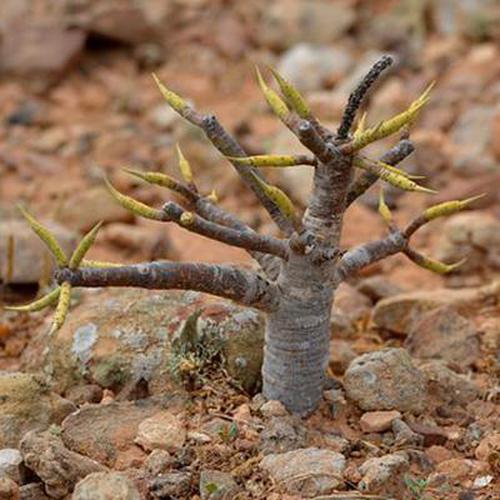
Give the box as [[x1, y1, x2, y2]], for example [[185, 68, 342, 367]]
[[0, 0, 499, 499]]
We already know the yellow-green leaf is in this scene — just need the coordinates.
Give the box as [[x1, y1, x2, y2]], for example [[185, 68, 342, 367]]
[[268, 66, 311, 118], [378, 189, 393, 226], [423, 194, 485, 221], [412, 254, 466, 274], [249, 172, 295, 219], [176, 144, 193, 184], [4, 287, 61, 312], [180, 211, 195, 226], [352, 82, 435, 151], [49, 281, 71, 335], [18, 206, 68, 266], [255, 66, 289, 120], [105, 178, 164, 221], [124, 168, 178, 190], [152, 73, 189, 114], [69, 221, 103, 269], [228, 155, 311, 167]]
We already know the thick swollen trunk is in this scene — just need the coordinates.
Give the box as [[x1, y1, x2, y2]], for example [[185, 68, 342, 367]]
[[262, 254, 335, 415]]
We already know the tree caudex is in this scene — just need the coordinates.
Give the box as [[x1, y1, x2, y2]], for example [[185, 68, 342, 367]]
[[9, 56, 484, 415]]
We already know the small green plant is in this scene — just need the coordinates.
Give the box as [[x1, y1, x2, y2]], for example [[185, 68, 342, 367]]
[[404, 475, 429, 499], [217, 421, 239, 444], [168, 310, 225, 387]]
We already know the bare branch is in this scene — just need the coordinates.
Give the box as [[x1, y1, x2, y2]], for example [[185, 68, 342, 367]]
[[192, 198, 283, 280], [153, 75, 294, 235], [161, 201, 288, 259], [335, 230, 407, 282], [55, 262, 280, 312], [345, 139, 415, 207], [337, 55, 394, 140]]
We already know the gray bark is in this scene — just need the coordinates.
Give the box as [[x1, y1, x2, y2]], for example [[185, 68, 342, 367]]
[[262, 253, 334, 415]]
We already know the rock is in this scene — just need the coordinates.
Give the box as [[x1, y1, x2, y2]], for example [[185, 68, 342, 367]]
[[0, 477, 19, 500], [426, 445, 455, 464], [64, 384, 103, 406], [406, 421, 449, 447], [259, 416, 307, 455], [0, 372, 75, 448], [358, 452, 410, 493], [344, 349, 427, 413], [0, 449, 23, 483], [199, 470, 238, 499], [420, 361, 479, 408], [360, 411, 402, 433], [434, 212, 500, 282], [357, 277, 405, 303], [260, 447, 346, 497], [73, 472, 140, 500], [0, 21, 86, 88], [329, 339, 356, 375], [277, 43, 354, 92], [475, 432, 500, 462], [450, 106, 496, 175], [258, 0, 355, 50], [391, 418, 424, 447], [149, 472, 191, 499], [82, 4, 160, 45], [55, 185, 134, 232], [61, 399, 170, 468], [372, 282, 500, 335], [334, 282, 372, 322], [22, 288, 265, 397], [405, 306, 480, 366], [431, 0, 500, 40], [260, 400, 288, 418], [144, 449, 173, 476], [18, 482, 50, 500], [135, 411, 186, 452], [0, 219, 77, 284], [433, 458, 490, 482], [32, 128, 68, 154], [20, 430, 106, 499]]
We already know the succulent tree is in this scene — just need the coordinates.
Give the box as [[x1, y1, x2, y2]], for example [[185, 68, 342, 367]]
[[8, 55, 482, 415]]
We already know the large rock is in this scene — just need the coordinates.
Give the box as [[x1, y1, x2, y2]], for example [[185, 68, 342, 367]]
[[0, 372, 75, 448], [344, 348, 427, 413], [20, 431, 106, 499], [260, 447, 346, 497], [0, 20, 86, 88], [358, 452, 410, 493], [61, 399, 174, 468], [135, 411, 186, 452], [258, 0, 355, 50], [372, 281, 500, 335], [22, 288, 265, 396], [0, 219, 77, 284], [0, 448, 23, 483], [434, 212, 500, 282], [420, 361, 479, 408], [277, 43, 353, 92], [73, 472, 141, 500], [55, 185, 134, 232], [450, 106, 496, 175], [75, 2, 162, 45], [405, 306, 480, 366]]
